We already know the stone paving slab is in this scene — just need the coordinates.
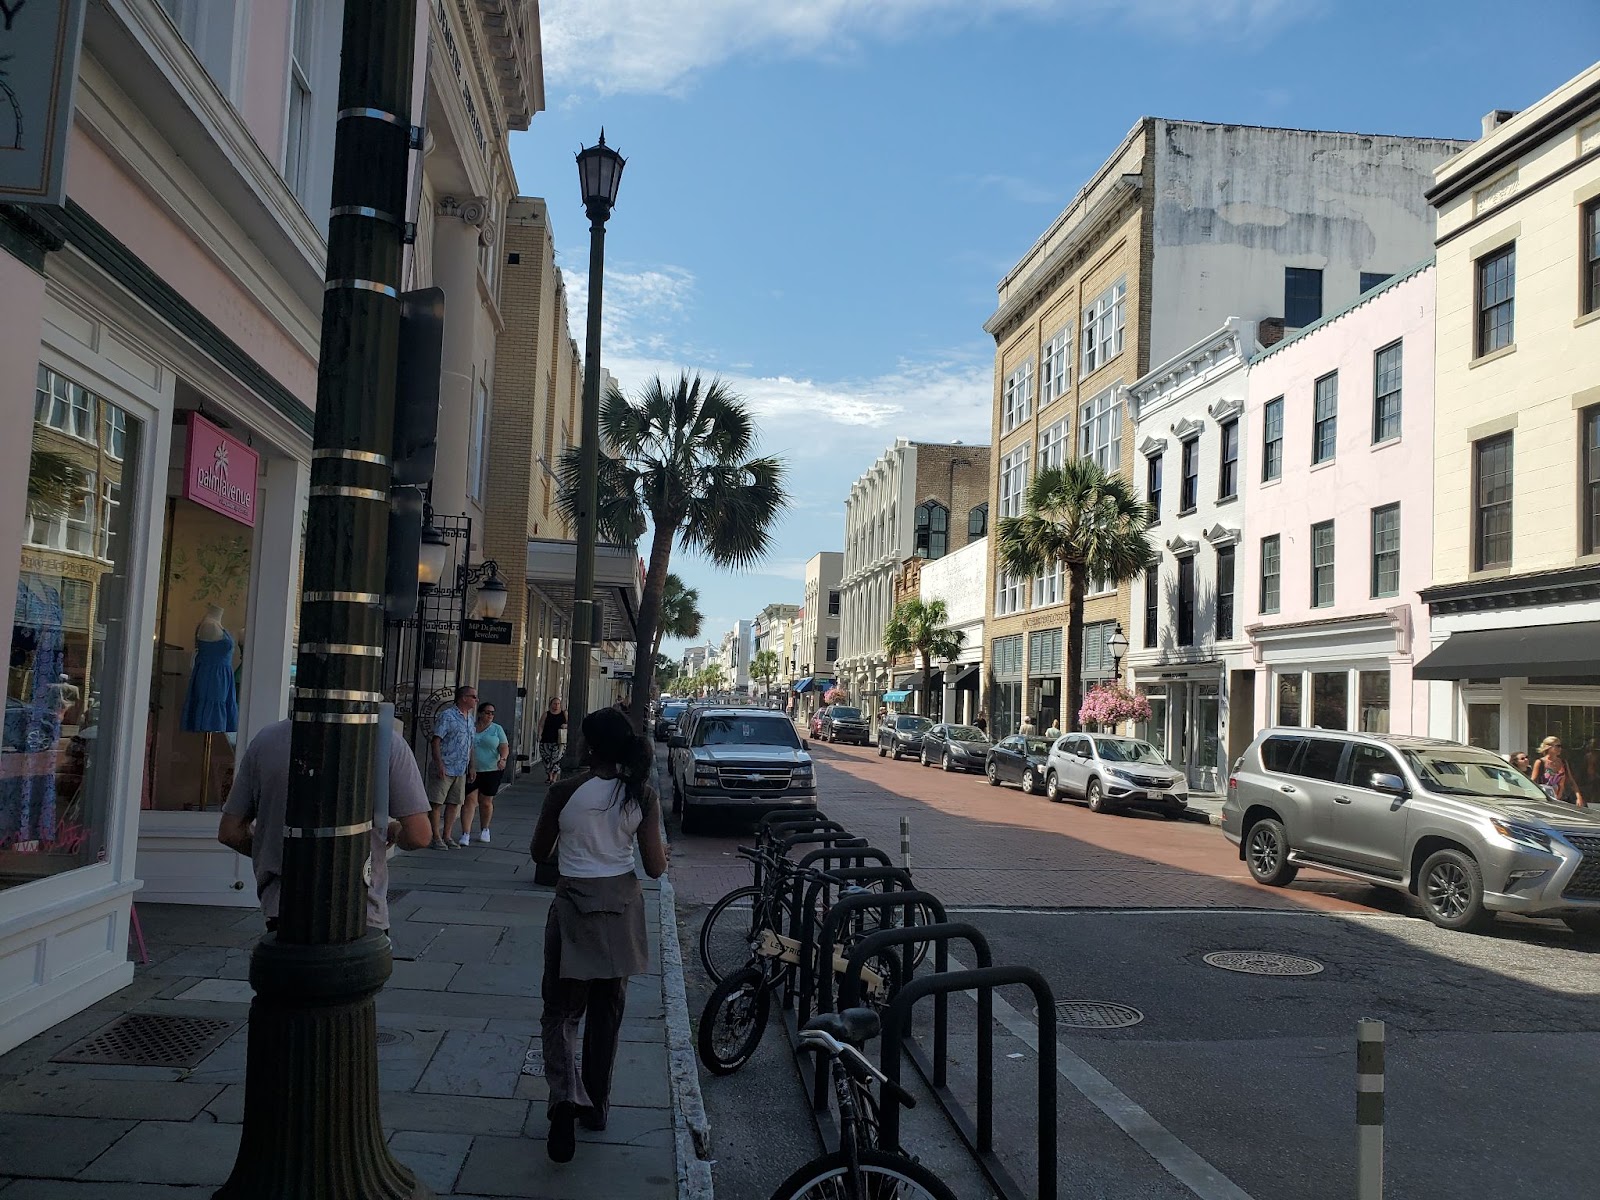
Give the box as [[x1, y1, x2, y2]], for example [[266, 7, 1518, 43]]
[[455, 1134, 676, 1199], [0, 1183, 217, 1199], [389, 1129, 472, 1195], [521, 1102, 674, 1149], [413, 924, 505, 963], [0, 1075, 223, 1122], [0, 1113, 135, 1177], [414, 1031, 529, 1099], [381, 1091, 530, 1136], [76, 1121, 241, 1185]]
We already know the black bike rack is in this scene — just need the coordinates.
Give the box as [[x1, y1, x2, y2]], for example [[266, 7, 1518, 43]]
[[784, 855, 903, 1011], [752, 816, 848, 890], [879, 967, 1058, 1200], [835, 921, 993, 1062], [800, 888, 945, 1026]]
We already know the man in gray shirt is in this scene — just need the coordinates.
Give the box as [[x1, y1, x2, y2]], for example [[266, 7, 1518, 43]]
[[218, 719, 433, 930]]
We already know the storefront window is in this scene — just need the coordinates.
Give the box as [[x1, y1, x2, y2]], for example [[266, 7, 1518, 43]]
[[990, 680, 1022, 741], [1276, 673, 1302, 726], [1466, 701, 1501, 753], [4, 370, 143, 890], [1139, 686, 1168, 757], [1312, 671, 1348, 730], [1196, 685, 1221, 776], [1358, 671, 1390, 733], [1526, 705, 1600, 766]]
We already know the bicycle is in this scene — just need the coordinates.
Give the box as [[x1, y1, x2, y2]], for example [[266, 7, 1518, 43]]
[[767, 1008, 956, 1200]]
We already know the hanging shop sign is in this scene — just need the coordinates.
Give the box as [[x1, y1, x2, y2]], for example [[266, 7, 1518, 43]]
[[184, 413, 259, 527], [0, 0, 88, 205], [462, 617, 512, 645]]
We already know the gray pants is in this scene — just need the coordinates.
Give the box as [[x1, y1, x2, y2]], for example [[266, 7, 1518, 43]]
[[540, 907, 628, 1120]]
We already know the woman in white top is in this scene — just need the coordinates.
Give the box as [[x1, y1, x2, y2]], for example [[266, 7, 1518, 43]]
[[531, 707, 668, 1163]]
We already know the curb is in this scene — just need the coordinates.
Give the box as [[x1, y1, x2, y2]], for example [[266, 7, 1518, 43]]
[[659, 873, 715, 1200]]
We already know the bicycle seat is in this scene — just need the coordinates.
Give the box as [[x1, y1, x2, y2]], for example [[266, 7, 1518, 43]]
[[804, 1008, 881, 1047]]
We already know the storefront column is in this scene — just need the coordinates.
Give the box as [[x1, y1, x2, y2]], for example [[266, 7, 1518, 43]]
[[239, 456, 308, 738]]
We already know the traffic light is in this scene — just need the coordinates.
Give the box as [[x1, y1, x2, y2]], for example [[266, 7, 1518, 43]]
[[384, 287, 445, 619]]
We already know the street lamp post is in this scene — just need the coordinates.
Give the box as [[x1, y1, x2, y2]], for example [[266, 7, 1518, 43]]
[[217, 2, 424, 1197], [1108, 623, 1129, 678], [562, 131, 625, 773]]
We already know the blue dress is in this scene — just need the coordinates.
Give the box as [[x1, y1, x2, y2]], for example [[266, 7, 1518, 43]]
[[181, 631, 239, 733]]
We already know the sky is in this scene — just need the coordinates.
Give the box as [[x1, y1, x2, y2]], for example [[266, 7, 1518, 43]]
[[506, 1, 1600, 657]]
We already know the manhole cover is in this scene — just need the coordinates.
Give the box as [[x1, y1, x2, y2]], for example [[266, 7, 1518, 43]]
[[1204, 950, 1324, 976], [52, 1013, 238, 1068], [1053, 1001, 1144, 1029], [375, 1029, 413, 1047]]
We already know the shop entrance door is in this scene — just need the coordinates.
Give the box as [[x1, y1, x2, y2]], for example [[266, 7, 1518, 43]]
[[1168, 685, 1189, 782]]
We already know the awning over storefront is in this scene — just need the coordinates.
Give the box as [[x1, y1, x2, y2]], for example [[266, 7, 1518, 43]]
[[945, 663, 980, 687], [883, 690, 911, 703], [893, 671, 944, 690], [793, 677, 836, 693], [1413, 622, 1600, 680]]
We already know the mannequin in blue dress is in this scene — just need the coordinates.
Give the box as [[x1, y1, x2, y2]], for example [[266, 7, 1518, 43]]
[[181, 606, 239, 734]]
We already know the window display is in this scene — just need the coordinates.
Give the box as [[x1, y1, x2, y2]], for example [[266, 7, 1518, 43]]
[[3, 368, 143, 890]]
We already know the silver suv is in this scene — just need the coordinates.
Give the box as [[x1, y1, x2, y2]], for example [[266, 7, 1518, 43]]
[[1222, 728, 1600, 934]]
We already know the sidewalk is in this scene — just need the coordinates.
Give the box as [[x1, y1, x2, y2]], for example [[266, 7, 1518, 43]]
[[0, 773, 707, 1199]]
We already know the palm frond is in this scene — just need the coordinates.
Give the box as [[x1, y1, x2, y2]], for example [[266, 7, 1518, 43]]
[[26, 448, 86, 521]]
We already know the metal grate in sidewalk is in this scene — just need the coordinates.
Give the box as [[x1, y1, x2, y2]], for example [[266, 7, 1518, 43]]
[[51, 1012, 239, 1068]]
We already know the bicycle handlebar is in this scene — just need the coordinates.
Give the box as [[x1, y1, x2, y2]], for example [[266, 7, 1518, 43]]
[[797, 1029, 917, 1111]]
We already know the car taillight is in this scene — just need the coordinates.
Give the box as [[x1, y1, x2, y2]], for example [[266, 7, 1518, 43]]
[[1228, 775, 1238, 790]]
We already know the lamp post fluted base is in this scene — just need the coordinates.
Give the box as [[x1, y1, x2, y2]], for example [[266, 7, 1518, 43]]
[[213, 935, 430, 1200]]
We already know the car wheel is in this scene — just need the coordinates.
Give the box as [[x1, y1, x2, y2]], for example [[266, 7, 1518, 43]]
[[1021, 767, 1038, 796], [1161, 805, 1187, 821], [1419, 848, 1493, 933], [942, 751, 955, 773], [680, 805, 704, 836], [1244, 817, 1299, 887], [1086, 778, 1114, 814], [878, 743, 887, 757], [1563, 913, 1600, 937], [986, 761, 1000, 787]]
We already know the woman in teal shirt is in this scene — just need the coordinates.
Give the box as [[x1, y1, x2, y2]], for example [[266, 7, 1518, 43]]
[[458, 701, 510, 845]]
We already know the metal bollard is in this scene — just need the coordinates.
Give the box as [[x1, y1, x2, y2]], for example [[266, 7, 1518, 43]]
[[1356, 1018, 1384, 1199], [900, 816, 911, 871]]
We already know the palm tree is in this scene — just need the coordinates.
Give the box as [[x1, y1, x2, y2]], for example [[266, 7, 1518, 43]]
[[654, 574, 703, 665], [995, 459, 1154, 733], [751, 649, 781, 701], [882, 598, 965, 720], [698, 662, 728, 697], [560, 374, 786, 731], [27, 448, 85, 521]]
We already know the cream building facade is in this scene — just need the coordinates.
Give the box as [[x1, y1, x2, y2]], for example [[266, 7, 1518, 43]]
[[1416, 68, 1600, 761]]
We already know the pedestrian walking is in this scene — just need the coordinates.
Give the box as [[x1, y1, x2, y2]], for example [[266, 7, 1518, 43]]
[[530, 707, 669, 1163], [217, 719, 432, 929], [1044, 719, 1062, 739], [457, 700, 509, 846], [1020, 713, 1037, 736], [539, 697, 568, 784], [1532, 735, 1587, 806], [429, 685, 476, 847], [973, 712, 987, 735]]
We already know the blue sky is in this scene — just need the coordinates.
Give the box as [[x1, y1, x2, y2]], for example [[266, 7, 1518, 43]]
[[508, 1, 1599, 657]]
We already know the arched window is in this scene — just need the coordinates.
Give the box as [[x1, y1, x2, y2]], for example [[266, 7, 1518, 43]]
[[915, 501, 949, 560], [968, 502, 988, 538]]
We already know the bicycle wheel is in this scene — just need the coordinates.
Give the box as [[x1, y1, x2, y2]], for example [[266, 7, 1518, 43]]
[[699, 885, 763, 984], [697, 965, 771, 1075], [863, 896, 937, 971], [768, 1147, 958, 1200]]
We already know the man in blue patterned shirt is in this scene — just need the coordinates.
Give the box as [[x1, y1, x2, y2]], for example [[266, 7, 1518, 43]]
[[428, 684, 476, 848]]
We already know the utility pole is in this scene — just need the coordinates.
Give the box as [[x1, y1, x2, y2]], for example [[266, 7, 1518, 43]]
[[216, 2, 425, 1196]]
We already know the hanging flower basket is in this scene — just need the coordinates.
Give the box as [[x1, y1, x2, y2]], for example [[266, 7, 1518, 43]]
[[823, 687, 851, 705], [1079, 681, 1151, 731]]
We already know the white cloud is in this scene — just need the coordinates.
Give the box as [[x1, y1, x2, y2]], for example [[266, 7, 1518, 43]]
[[539, 0, 1303, 96]]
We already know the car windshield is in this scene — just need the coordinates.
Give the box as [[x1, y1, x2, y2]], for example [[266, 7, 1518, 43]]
[[1094, 737, 1166, 764], [694, 716, 801, 749], [1023, 738, 1052, 756], [662, 703, 687, 718], [946, 726, 987, 742], [831, 707, 862, 720], [896, 716, 932, 731], [1401, 748, 1547, 800]]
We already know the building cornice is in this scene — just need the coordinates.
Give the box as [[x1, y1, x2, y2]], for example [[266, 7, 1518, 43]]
[[1420, 563, 1600, 614]]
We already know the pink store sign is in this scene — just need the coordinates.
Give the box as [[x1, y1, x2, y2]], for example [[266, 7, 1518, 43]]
[[184, 413, 258, 527]]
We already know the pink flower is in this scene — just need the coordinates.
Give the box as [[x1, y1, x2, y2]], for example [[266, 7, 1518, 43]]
[[1078, 682, 1152, 729]]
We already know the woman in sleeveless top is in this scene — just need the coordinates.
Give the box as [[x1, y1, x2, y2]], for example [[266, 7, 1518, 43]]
[[530, 707, 668, 1162], [1533, 736, 1587, 806]]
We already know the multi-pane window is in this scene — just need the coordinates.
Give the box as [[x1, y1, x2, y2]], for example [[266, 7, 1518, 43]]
[[1285, 267, 1324, 328], [1312, 372, 1338, 464], [1358, 672, 1392, 734], [828, 590, 840, 617], [1277, 673, 1302, 726], [28, 469, 96, 556], [1078, 387, 1121, 472], [1179, 437, 1199, 512], [915, 501, 949, 560], [1176, 555, 1195, 646], [1215, 545, 1235, 640], [999, 445, 1030, 518], [1260, 534, 1281, 614], [1360, 271, 1392, 294], [1584, 407, 1600, 556], [1033, 561, 1065, 608], [1373, 340, 1402, 443], [1311, 520, 1336, 607], [1218, 419, 1239, 500], [98, 480, 121, 560], [826, 636, 838, 661], [284, 0, 317, 204], [1041, 326, 1071, 406], [36, 365, 96, 441], [1037, 416, 1070, 472], [1143, 565, 1159, 648], [1002, 360, 1034, 433], [1146, 453, 1163, 521], [968, 504, 988, 539], [1586, 199, 1600, 316], [1261, 397, 1283, 482], [1371, 504, 1400, 598], [467, 378, 490, 501], [995, 570, 1025, 616], [1081, 278, 1127, 376], [1474, 432, 1514, 570], [105, 406, 127, 460], [1476, 244, 1515, 356]]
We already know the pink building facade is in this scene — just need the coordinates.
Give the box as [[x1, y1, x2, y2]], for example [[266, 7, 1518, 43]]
[[1241, 262, 1436, 740]]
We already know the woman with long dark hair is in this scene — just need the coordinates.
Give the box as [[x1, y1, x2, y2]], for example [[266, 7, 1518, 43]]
[[530, 707, 668, 1162], [539, 697, 567, 783]]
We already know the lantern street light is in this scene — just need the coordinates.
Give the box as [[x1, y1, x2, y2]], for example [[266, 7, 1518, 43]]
[[464, 561, 508, 620], [1108, 623, 1129, 675], [563, 130, 626, 771], [417, 520, 449, 592]]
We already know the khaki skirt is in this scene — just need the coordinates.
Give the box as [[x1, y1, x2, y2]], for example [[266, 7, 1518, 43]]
[[549, 871, 648, 980]]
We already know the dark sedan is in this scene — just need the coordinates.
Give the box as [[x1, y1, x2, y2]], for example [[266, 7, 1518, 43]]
[[986, 735, 1055, 794], [918, 723, 990, 773], [819, 705, 871, 745], [877, 714, 932, 760]]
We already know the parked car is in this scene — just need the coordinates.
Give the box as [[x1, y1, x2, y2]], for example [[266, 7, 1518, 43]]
[[986, 735, 1055, 794], [818, 705, 871, 745], [919, 723, 990, 772], [1222, 728, 1600, 934], [877, 714, 932, 760], [655, 700, 690, 742], [1045, 733, 1188, 818], [808, 708, 828, 739], [668, 707, 817, 833]]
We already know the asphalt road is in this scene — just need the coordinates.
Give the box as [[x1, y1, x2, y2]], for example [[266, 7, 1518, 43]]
[[665, 736, 1600, 1199]]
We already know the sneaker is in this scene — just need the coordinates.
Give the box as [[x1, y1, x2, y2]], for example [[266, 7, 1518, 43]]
[[459, 831, 473, 846], [429, 837, 448, 851], [479, 829, 491, 845], [547, 1103, 577, 1163]]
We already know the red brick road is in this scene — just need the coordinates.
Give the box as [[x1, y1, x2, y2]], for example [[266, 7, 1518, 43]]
[[670, 737, 1381, 913]]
